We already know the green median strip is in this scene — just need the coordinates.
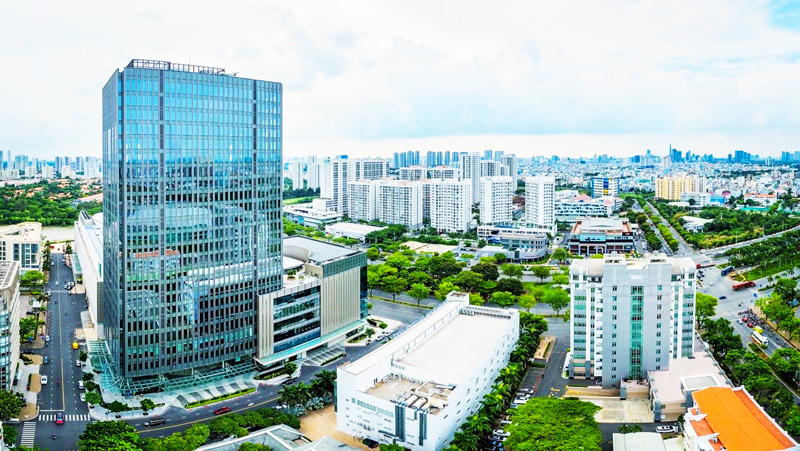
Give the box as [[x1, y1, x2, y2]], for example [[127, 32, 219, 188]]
[[185, 387, 255, 409]]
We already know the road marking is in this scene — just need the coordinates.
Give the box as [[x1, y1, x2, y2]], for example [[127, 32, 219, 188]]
[[20, 421, 36, 447]]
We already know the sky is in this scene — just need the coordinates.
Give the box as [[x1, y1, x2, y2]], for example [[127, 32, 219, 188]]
[[2, 1, 800, 160]]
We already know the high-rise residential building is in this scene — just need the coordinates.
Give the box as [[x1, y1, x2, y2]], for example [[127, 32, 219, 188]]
[[483, 149, 493, 160], [321, 158, 388, 214], [306, 156, 321, 189], [479, 176, 514, 224], [493, 150, 504, 162], [655, 176, 706, 201], [429, 166, 460, 180], [0, 261, 21, 391], [568, 255, 696, 388], [351, 158, 389, 181], [376, 180, 423, 230], [286, 160, 304, 190], [102, 59, 283, 389], [347, 180, 378, 222], [591, 177, 619, 199], [399, 166, 427, 182], [525, 176, 555, 228], [459, 152, 481, 205], [429, 179, 473, 232], [500, 154, 518, 188], [480, 160, 503, 177]]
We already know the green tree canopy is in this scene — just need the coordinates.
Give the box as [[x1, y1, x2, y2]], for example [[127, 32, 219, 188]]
[[472, 262, 499, 282], [695, 293, 718, 328], [407, 283, 431, 306], [501, 263, 523, 279], [506, 398, 601, 451], [382, 275, 407, 301], [0, 390, 26, 420], [490, 291, 516, 308], [78, 421, 141, 450], [774, 278, 798, 303], [543, 288, 570, 315], [496, 277, 524, 296], [530, 265, 551, 282]]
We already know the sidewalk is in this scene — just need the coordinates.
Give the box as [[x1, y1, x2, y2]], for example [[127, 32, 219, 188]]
[[15, 356, 40, 421]]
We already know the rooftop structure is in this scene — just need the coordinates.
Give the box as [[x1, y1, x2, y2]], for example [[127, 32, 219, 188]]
[[684, 386, 798, 451], [568, 217, 634, 256], [324, 222, 385, 243], [612, 432, 667, 451], [0, 222, 41, 273], [196, 423, 359, 451], [337, 292, 519, 450], [283, 203, 343, 228]]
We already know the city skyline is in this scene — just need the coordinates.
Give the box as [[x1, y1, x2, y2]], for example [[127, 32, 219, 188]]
[[3, 2, 800, 160]]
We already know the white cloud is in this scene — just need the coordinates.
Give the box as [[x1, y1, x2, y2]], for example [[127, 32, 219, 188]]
[[1, 0, 799, 159]]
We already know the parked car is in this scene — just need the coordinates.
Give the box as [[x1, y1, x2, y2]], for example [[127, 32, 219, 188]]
[[214, 406, 231, 415], [281, 377, 298, 385], [41, 375, 48, 385], [144, 418, 166, 427], [719, 296, 727, 300], [656, 425, 678, 434], [489, 434, 508, 442], [45, 335, 50, 342], [55, 412, 64, 425], [492, 429, 510, 438], [80, 393, 86, 402], [43, 356, 48, 365], [78, 381, 84, 389], [76, 360, 81, 367]]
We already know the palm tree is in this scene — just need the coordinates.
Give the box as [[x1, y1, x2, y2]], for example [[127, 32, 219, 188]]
[[451, 430, 480, 451], [463, 413, 493, 438], [312, 370, 337, 395]]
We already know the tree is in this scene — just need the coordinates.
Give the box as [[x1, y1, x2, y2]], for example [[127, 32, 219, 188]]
[[531, 265, 551, 282], [312, 369, 337, 394], [551, 247, 569, 264], [364, 328, 376, 339], [0, 390, 26, 419], [79, 350, 88, 363], [695, 293, 718, 328], [617, 424, 642, 434], [140, 398, 156, 414], [282, 361, 297, 376], [408, 283, 431, 306], [239, 444, 272, 451], [506, 398, 602, 451], [209, 416, 247, 438], [65, 243, 73, 255], [552, 274, 569, 285], [366, 247, 380, 261], [385, 252, 412, 270], [435, 281, 460, 301], [19, 316, 38, 340], [774, 278, 798, 303], [490, 292, 516, 308], [472, 262, 499, 282], [453, 271, 484, 293], [494, 253, 507, 264], [85, 391, 102, 407], [107, 400, 128, 416], [382, 275, 407, 301], [543, 288, 570, 315], [518, 294, 537, 312], [496, 278, 524, 296], [407, 270, 433, 288], [501, 263, 523, 279], [379, 444, 405, 451], [78, 420, 140, 450], [3, 425, 17, 446], [20, 270, 44, 285], [469, 293, 485, 306]]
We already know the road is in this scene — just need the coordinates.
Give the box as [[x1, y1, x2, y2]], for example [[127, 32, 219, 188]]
[[25, 252, 89, 449]]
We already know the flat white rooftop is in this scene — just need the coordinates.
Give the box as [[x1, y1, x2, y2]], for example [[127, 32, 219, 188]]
[[399, 313, 511, 380], [325, 222, 386, 234], [649, 351, 727, 403]]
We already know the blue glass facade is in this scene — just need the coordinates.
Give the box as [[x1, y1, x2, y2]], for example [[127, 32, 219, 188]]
[[102, 60, 283, 380]]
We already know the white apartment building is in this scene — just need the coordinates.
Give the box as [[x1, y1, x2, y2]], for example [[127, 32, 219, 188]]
[[429, 166, 461, 180], [348, 180, 378, 222], [321, 158, 390, 214], [479, 176, 514, 224], [500, 154, 518, 188], [306, 156, 322, 190], [376, 180, 424, 230], [459, 153, 481, 204], [399, 166, 427, 182], [429, 179, 473, 232], [0, 222, 42, 273], [525, 176, 555, 228], [73, 212, 105, 337], [286, 160, 304, 190], [0, 261, 21, 391], [336, 292, 519, 450], [568, 254, 696, 388], [481, 160, 506, 177]]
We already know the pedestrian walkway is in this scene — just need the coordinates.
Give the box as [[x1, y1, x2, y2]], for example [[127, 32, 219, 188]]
[[174, 377, 255, 407], [39, 413, 90, 422], [302, 345, 345, 366], [20, 422, 36, 448]]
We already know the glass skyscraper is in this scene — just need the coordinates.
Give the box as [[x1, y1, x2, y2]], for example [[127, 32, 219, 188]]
[[102, 60, 283, 387]]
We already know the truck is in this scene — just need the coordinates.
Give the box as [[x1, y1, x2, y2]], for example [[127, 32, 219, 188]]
[[733, 280, 755, 291], [721, 266, 734, 276]]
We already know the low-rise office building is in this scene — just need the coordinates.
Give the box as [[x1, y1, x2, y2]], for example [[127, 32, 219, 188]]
[[0, 222, 41, 273], [337, 292, 519, 450], [283, 202, 343, 228], [567, 218, 635, 256], [255, 237, 367, 368], [555, 194, 616, 222], [0, 261, 20, 391], [325, 222, 386, 242], [569, 254, 696, 388], [73, 211, 104, 337], [683, 386, 797, 451]]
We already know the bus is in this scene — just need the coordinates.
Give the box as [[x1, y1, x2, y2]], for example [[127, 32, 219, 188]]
[[721, 266, 734, 276], [751, 330, 769, 348]]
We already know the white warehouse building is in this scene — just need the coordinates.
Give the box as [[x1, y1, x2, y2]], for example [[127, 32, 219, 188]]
[[336, 292, 519, 450]]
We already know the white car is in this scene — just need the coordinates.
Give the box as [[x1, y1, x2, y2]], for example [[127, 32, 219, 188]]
[[41, 375, 48, 385], [492, 429, 510, 438], [80, 393, 86, 402], [656, 425, 678, 434], [78, 381, 85, 389], [76, 360, 81, 367]]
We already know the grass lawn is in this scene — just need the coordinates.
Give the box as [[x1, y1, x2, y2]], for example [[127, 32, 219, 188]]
[[284, 196, 318, 205], [523, 282, 562, 295], [743, 259, 800, 281]]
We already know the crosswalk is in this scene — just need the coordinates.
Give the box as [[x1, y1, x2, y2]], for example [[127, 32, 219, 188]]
[[20, 421, 36, 448], [38, 413, 91, 422]]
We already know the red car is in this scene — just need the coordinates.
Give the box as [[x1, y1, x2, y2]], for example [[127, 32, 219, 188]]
[[214, 406, 231, 415], [747, 322, 754, 328], [55, 412, 64, 425]]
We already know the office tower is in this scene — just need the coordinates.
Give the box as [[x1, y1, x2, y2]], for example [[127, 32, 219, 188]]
[[426, 151, 436, 168], [406, 150, 415, 167], [591, 177, 619, 199], [568, 255, 696, 388], [479, 177, 514, 224], [376, 180, 423, 230], [443, 152, 451, 166], [500, 154, 518, 188], [102, 59, 283, 387], [399, 166, 427, 182], [459, 152, 481, 205], [450, 151, 459, 166], [429, 179, 473, 232], [525, 176, 555, 227], [493, 150, 504, 162], [483, 149, 493, 160], [347, 180, 378, 222]]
